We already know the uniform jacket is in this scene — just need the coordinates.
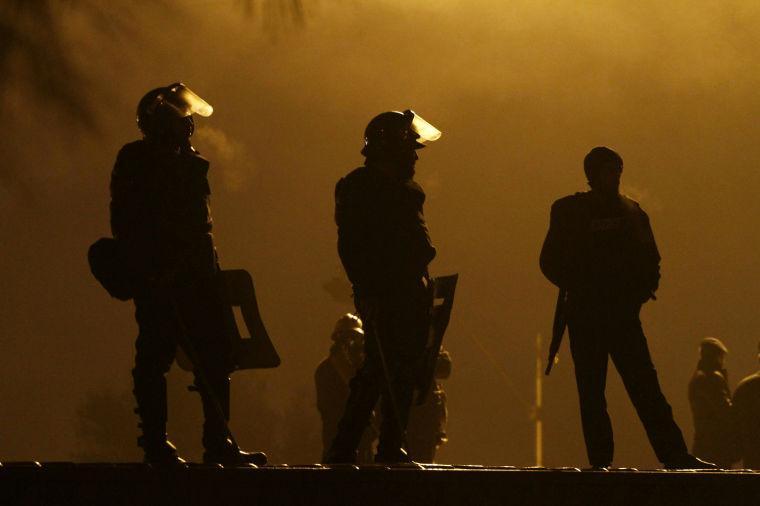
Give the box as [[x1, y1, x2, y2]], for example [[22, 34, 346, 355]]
[[540, 191, 660, 306], [335, 164, 436, 296], [110, 139, 215, 284]]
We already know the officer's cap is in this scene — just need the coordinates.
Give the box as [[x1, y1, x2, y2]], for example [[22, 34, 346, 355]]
[[700, 337, 728, 356]]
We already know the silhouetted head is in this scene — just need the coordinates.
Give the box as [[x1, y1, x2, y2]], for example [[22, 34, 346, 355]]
[[699, 336, 728, 369], [331, 313, 363, 343], [330, 313, 364, 366], [136, 83, 213, 148], [584, 146, 623, 196], [362, 109, 441, 178]]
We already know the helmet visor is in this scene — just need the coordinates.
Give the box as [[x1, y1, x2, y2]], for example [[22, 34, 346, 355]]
[[407, 110, 441, 144], [163, 83, 214, 118]]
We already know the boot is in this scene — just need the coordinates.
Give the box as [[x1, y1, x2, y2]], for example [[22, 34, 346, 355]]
[[137, 434, 185, 465], [375, 447, 413, 465], [374, 377, 415, 465], [133, 374, 185, 465], [203, 437, 268, 466], [198, 375, 267, 466]]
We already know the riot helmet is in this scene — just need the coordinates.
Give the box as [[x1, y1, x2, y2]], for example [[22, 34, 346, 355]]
[[136, 83, 213, 144], [331, 313, 364, 366], [361, 109, 441, 158], [331, 313, 364, 343]]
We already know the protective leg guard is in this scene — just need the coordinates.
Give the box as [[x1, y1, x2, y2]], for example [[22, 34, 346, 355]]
[[198, 375, 267, 466], [133, 373, 184, 464]]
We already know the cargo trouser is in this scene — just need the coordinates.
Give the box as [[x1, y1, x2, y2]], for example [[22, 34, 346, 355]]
[[328, 282, 429, 462], [568, 301, 689, 467], [132, 270, 233, 453]]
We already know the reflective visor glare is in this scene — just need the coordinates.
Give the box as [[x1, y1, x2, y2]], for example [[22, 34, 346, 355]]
[[165, 85, 214, 117], [410, 112, 441, 143]]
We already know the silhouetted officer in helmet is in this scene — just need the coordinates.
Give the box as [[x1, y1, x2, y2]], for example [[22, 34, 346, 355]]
[[110, 83, 265, 465], [732, 341, 760, 469], [688, 337, 738, 468], [315, 313, 377, 463], [326, 109, 441, 464], [540, 146, 716, 469]]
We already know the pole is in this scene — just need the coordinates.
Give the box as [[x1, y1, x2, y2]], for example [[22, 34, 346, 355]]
[[535, 333, 544, 467]]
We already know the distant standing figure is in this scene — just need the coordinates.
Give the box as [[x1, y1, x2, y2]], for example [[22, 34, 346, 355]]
[[688, 337, 738, 468], [110, 84, 265, 465], [326, 109, 441, 464], [315, 314, 377, 463], [732, 341, 760, 469], [539, 146, 715, 469]]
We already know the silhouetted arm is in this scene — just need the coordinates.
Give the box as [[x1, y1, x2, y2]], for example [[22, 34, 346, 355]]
[[397, 180, 436, 278], [638, 209, 661, 297], [540, 199, 575, 289], [335, 174, 378, 291], [109, 144, 142, 240]]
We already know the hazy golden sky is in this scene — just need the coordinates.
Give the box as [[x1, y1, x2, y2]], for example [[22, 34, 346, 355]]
[[1, 0, 759, 466]]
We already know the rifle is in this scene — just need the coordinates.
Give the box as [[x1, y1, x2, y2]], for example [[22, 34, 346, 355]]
[[545, 287, 567, 375]]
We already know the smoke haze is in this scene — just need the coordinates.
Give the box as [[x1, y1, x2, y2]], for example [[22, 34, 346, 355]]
[[1, 0, 759, 466]]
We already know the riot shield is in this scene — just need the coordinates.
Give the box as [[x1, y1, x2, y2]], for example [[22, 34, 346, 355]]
[[221, 269, 281, 370], [416, 273, 458, 405], [175, 269, 280, 371]]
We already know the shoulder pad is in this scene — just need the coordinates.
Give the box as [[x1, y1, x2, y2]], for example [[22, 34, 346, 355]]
[[190, 151, 210, 165], [405, 179, 425, 194], [184, 151, 210, 173], [551, 192, 586, 211], [337, 166, 370, 189], [116, 140, 148, 160], [620, 195, 649, 221], [335, 167, 367, 199], [342, 166, 369, 182], [735, 373, 760, 391], [620, 194, 642, 209], [620, 193, 640, 206], [113, 141, 150, 178]]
